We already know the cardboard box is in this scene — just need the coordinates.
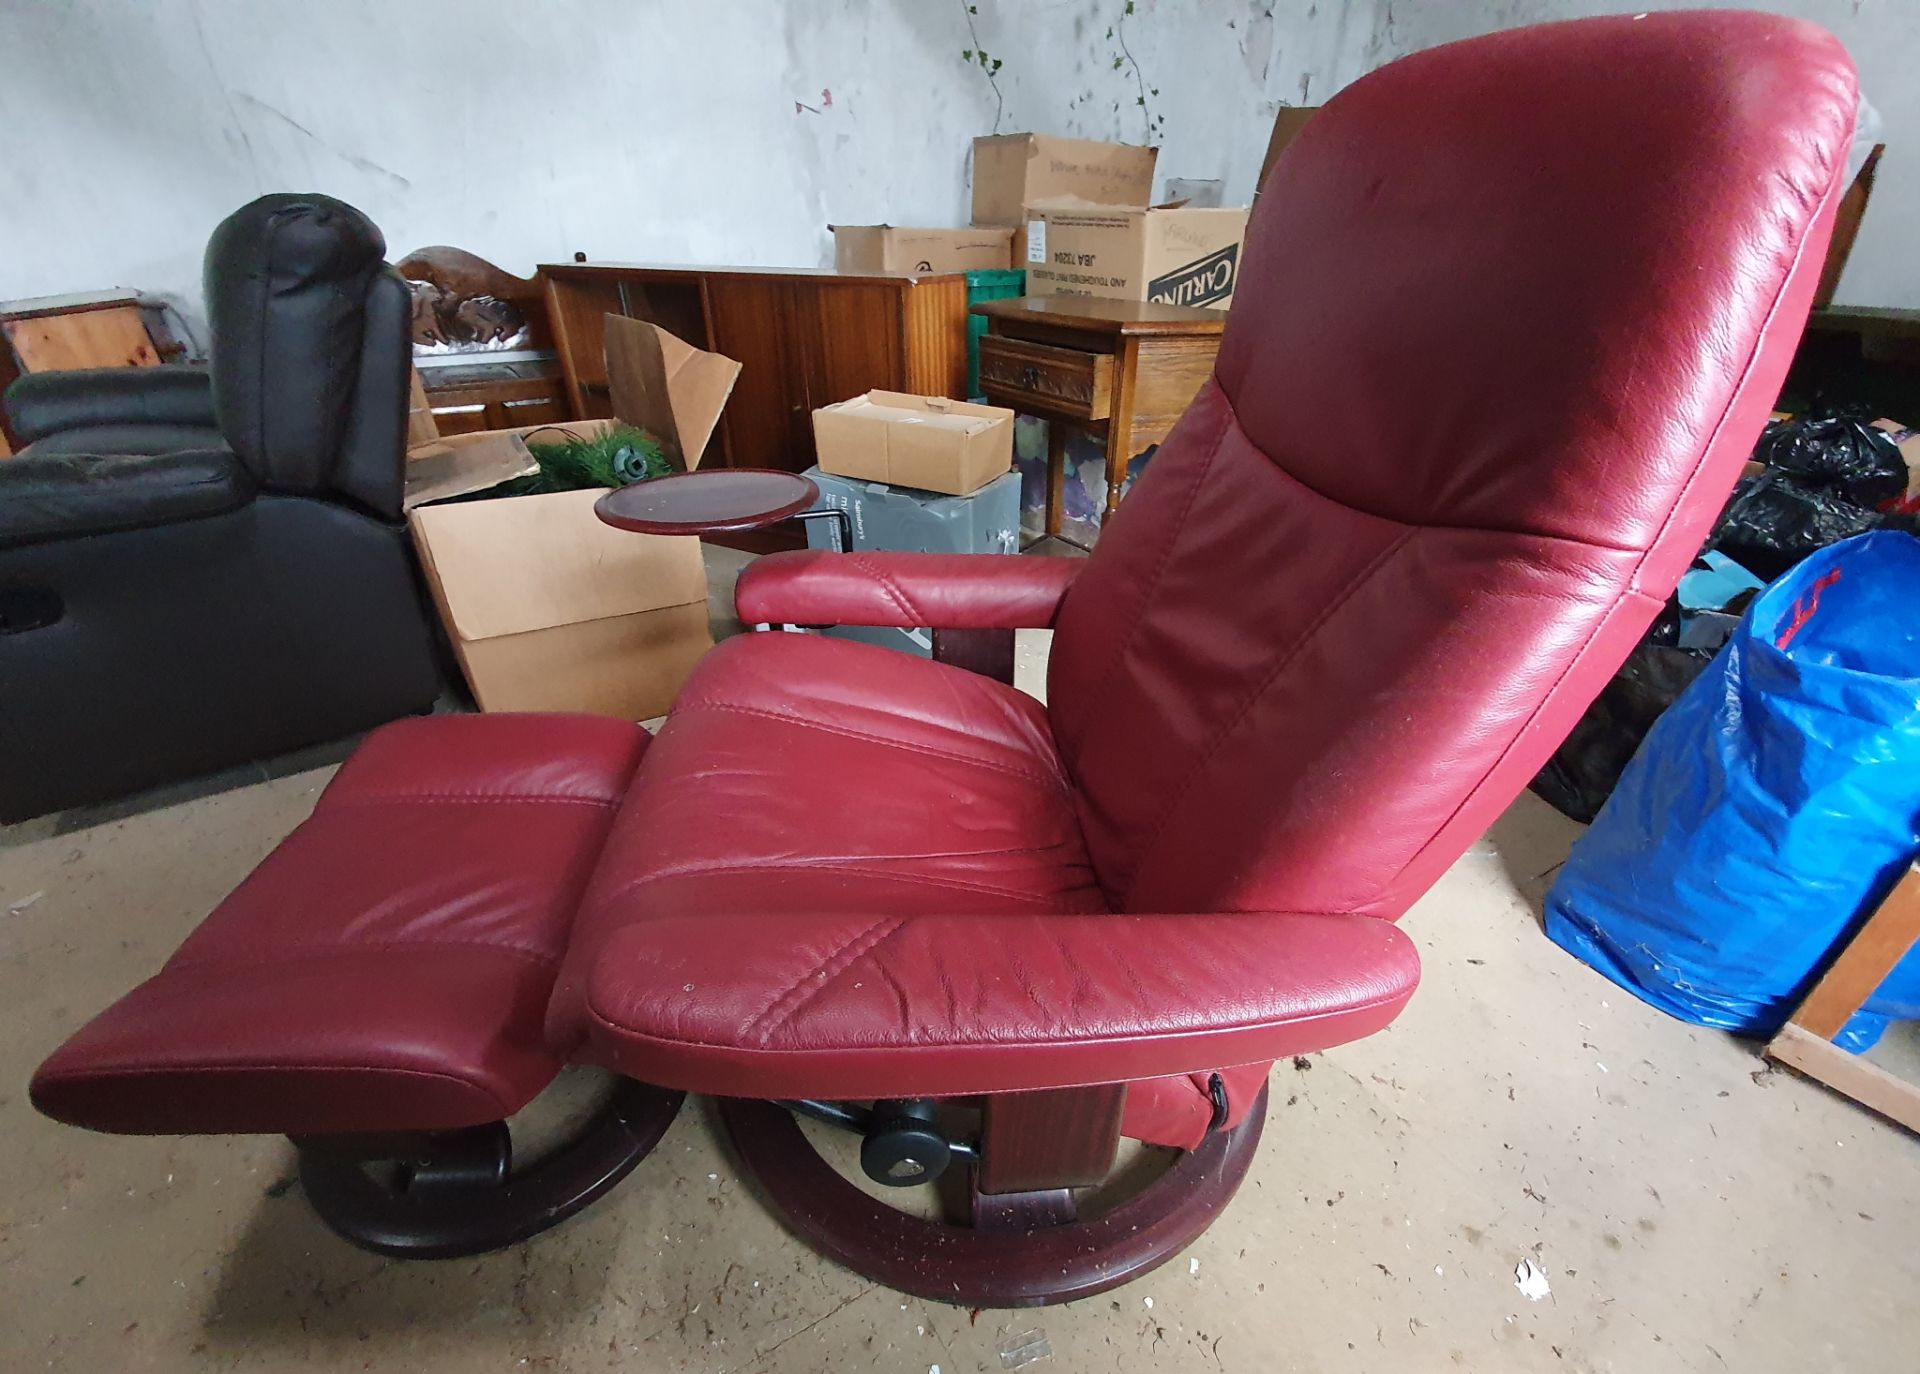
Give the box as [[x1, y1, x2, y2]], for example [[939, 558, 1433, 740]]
[[602, 314, 740, 470], [1815, 143, 1883, 309], [1256, 105, 1319, 200], [404, 314, 739, 478], [409, 487, 712, 719], [403, 320, 737, 720], [971, 133, 1157, 227], [812, 390, 1013, 496], [402, 424, 543, 506], [1022, 203, 1250, 310], [1872, 417, 1920, 509], [833, 225, 1016, 274]]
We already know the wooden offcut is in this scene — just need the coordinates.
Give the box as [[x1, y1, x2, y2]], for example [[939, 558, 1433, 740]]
[[1766, 861, 1920, 1134], [4, 305, 157, 373]]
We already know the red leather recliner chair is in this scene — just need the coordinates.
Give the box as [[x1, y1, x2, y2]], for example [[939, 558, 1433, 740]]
[[30, 12, 1856, 1307]]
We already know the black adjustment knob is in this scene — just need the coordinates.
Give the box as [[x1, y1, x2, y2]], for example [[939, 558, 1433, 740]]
[[395, 1121, 512, 1200], [859, 1099, 951, 1187]]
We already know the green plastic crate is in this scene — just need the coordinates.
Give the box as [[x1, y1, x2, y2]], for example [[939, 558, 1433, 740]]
[[965, 268, 1025, 399]]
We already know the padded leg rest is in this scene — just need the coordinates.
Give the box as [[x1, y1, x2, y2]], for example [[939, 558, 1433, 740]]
[[31, 714, 648, 1137]]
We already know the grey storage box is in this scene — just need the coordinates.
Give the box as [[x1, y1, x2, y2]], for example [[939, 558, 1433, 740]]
[[800, 465, 1022, 657]]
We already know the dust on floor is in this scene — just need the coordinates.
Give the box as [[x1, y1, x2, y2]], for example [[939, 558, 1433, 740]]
[[1, 658, 1915, 1372]]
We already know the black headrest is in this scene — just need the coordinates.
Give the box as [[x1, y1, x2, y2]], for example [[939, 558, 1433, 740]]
[[204, 194, 387, 491]]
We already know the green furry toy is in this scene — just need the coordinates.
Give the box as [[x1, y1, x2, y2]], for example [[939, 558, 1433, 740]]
[[503, 424, 670, 495]]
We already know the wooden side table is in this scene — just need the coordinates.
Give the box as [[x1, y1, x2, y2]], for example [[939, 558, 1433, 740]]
[[595, 468, 820, 536], [595, 468, 1014, 684], [971, 296, 1227, 541]]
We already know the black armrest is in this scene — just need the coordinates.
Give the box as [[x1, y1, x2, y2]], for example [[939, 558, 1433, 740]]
[[5, 367, 215, 444], [0, 450, 253, 551]]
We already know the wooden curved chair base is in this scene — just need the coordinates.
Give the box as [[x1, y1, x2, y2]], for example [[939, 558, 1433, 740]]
[[719, 1086, 1268, 1308], [297, 1078, 684, 1259]]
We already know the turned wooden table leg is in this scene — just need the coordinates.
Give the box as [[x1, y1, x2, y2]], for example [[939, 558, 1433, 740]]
[[1103, 338, 1143, 523], [1046, 419, 1067, 539]]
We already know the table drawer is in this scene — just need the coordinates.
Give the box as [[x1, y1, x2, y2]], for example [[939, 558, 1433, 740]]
[[978, 335, 1113, 420]]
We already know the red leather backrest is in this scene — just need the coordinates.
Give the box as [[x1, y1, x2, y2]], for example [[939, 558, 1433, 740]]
[[1046, 12, 1855, 919]]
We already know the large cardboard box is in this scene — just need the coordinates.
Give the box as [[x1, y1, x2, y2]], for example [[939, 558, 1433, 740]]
[[813, 390, 1013, 496], [833, 225, 1016, 274], [1022, 203, 1250, 310], [971, 133, 1157, 227], [403, 319, 737, 720], [409, 486, 712, 719]]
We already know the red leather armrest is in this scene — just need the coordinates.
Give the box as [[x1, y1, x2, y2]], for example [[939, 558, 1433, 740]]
[[579, 910, 1420, 1101], [735, 550, 1082, 629]]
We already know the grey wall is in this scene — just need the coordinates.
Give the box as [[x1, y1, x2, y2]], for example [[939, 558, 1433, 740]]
[[1381, 0, 1915, 308], [2, 0, 1907, 332], [0, 0, 1402, 337]]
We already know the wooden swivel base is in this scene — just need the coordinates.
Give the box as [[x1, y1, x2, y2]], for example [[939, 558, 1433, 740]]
[[720, 1086, 1268, 1308], [296, 1078, 684, 1259]]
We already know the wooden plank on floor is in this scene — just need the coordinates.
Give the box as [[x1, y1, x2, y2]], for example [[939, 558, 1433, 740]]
[[1766, 1023, 1920, 1136], [1792, 863, 1920, 1041]]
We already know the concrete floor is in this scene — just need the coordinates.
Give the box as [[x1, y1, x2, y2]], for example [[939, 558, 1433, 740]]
[[4, 582, 1918, 1371]]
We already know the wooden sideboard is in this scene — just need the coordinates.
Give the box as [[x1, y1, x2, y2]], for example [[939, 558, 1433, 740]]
[[397, 247, 570, 438], [411, 359, 570, 436], [540, 263, 969, 474]]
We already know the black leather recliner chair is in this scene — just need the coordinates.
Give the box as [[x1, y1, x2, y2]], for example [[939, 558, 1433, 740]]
[[0, 194, 442, 823], [4, 366, 222, 457]]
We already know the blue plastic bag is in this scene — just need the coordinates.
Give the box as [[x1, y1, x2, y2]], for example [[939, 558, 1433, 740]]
[[1545, 531, 1920, 1051]]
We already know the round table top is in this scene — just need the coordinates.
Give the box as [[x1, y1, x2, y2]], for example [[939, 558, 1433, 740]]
[[594, 468, 819, 536]]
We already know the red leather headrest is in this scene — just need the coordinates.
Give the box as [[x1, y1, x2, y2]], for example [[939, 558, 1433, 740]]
[[1222, 10, 1855, 548]]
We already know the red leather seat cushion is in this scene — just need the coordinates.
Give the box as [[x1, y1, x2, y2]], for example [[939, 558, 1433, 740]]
[[548, 634, 1418, 1145], [31, 714, 648, 1136], [547, 632, 1107, 1045]]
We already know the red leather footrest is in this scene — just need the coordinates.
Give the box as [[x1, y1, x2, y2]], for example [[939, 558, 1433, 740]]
[[31, 714, 647, 1137]]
